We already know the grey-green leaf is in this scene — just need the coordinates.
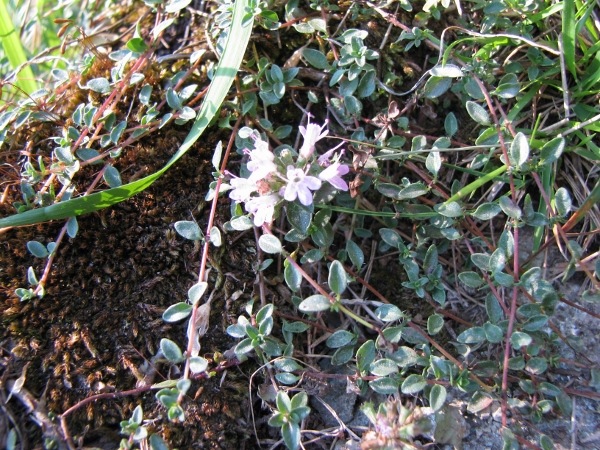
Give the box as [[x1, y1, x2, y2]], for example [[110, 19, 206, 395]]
[[509, 132, 529, 170], [466, 101, 490, 125], [539, 137, 565, 165], [429, 384, 447, 411], [86, 77, 111, 93], [370, 358, 399, 376], [554, 187, 572, 216], [27, 240, 48, 258], [328, 260, 347, 295], [103, 165, 122, 188], [174, 220, 203, 241], [326, 330, 355, 348], [423, 76, 452, 99], [401, 374, 427, 394], [302, 48, 330, 70], [430, 64, 463, 78], [259, 234, 283, 254], [299, 294, 331, 312], [499, 196, 522, 219], [163, 302, 193, 322], [160, 338, 183, 363], [471, 202, 501, 220]]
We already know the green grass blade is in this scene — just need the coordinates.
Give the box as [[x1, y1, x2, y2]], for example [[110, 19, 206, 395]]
[[0, 0, 253, 228], [0, 0, 38, 94], [562, 0, 577, 79]]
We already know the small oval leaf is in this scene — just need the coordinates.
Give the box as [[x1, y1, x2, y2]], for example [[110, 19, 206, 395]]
[[259, 234, 283, 254]]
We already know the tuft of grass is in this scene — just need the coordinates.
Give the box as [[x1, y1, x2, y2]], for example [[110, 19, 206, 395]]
[[0, 0, 38, 95], [0, 0, 253, 229]]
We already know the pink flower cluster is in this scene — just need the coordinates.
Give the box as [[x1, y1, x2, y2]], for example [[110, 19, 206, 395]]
[[228, 119, 350, 227]]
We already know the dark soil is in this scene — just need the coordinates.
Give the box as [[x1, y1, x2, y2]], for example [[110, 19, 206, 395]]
[[0, 128, 264, 449]]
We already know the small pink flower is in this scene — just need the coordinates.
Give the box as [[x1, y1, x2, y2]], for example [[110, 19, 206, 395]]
[[317, 142, 345, 166], [229, 177, 257, 203], [282, 165, 321, 206], [245, 193, 280, 227], [319, 162, 350, 191], [299, 119, 328, 159], [247, 138, 277, 183]]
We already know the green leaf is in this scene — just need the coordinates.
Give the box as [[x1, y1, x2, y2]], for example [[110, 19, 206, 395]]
[[509, 132, 529, 170], [499, 196, 522, 220], [493, 73, 520, 98], [457, 326, 486, 344], [235, 337, 254, 355], [27, 241, 48, 258], [86, 77, 111, 93], [209, 226, 222, 247], [283, 321, 311, 333], [174, 220, 203, 240], [256, 303, 274, 325], [374, 304, 404, 322], [562, 0, 577, 79], [165, 0, 192, 13], [427, 314, 444, 335], [276, 390, 292, 414], [160, 338, 183, 363], [426, 151, 441, 175], [459, 271, 485, 288], [149, 434, 169, 450], [189, 356, 208, 374], [435, 201, 463, 218], [162, 302, 193, 322], [302, 48, 330, 70], [356, 340, 375, 372], [539, 137, 565, 165], [554, 187, 572, 216], [430, 64, 463, 77], [370, 358, 399, 376], [471, 253, 490, 271], [300, 249, 323, 264], [127, 37, 148, 53], [298, 295, 331, 312], [510, 331, 532, 347], [357, 70, 376, 98], [139, 85, 153, 105], [377, 182, 402, 199], [401, 374, 427, 394], [259, 234, 283, 254], [286, 202, 312, 234], [483, 322, 503, 343], [188, 281, 208, 304], [471, 203, 501, 220], [390, 346, 418, 367], [328, 260, 347, 295], [331, 345, 354, 365], [369, 377, 400, 394], [379, 228, 402, 248], [0, 0, 38, 94], [282, 421, 301, 450], [423, 76, 452, 98], [429, 384, 447, 411], [284, 262, 302, 292], [397, 183, 428, 200], [346, 240, 364, 269], [522, 314, 548, 331], [466, 101, 491, 125], [326, 330, 355, 348], [526, 357, 548, 375], [468, 391, 494, 414], [103, 165, 122, 188], [445, 112, 458, 137]]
